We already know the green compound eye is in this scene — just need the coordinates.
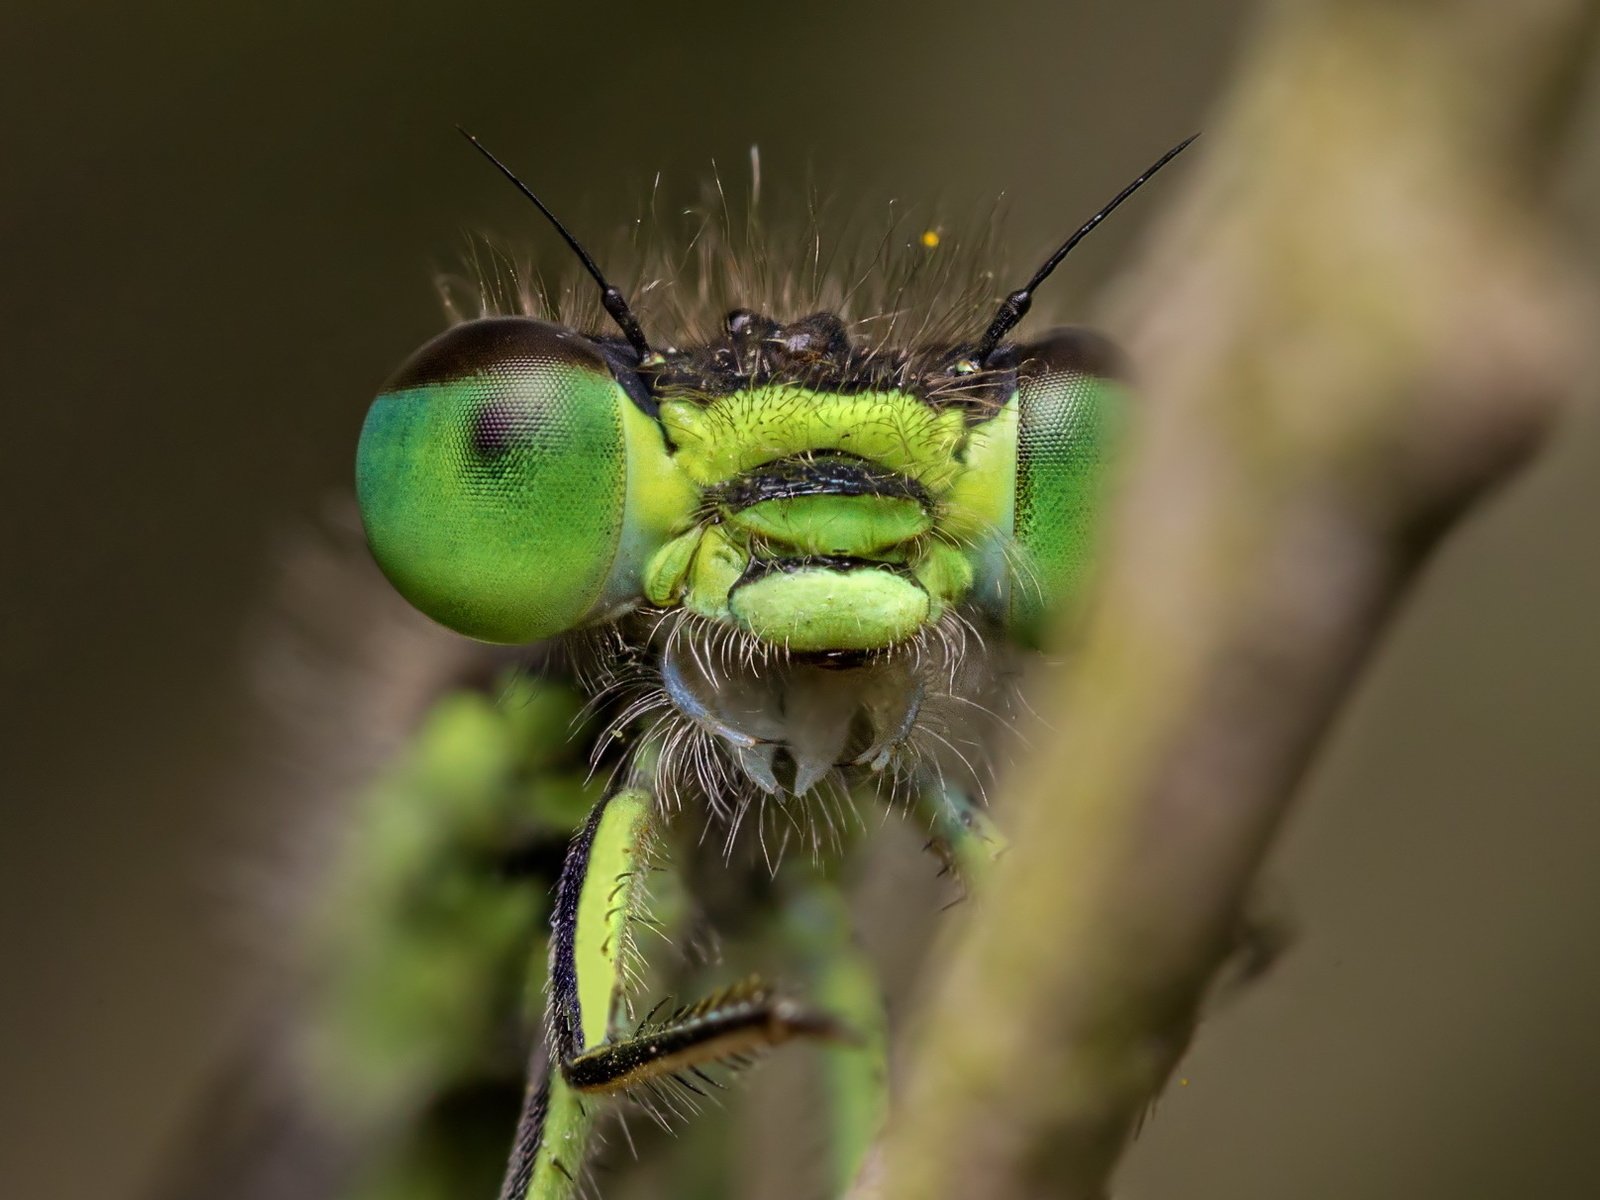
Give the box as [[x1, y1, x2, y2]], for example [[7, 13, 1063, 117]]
[[356, 318, 691, 644], [1007, 327, 1131, 645]]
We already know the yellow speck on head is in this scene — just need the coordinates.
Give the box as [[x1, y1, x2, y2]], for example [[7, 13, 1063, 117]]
[[920, 229, 940, 249], [1179, 1077, 1190, 1086]]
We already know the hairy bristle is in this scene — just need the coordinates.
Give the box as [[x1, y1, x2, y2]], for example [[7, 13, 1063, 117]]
[[439, 173, 1028, 355]]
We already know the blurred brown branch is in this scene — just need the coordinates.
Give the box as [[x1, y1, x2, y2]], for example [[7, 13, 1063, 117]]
[[874, 2, 1599, 1198]]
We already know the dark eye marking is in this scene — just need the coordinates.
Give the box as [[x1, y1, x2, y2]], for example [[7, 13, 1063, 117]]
[[470, 398, 535, 459]]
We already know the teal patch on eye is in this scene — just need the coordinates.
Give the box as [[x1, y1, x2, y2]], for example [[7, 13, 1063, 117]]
[[356, 319, 631, 643]]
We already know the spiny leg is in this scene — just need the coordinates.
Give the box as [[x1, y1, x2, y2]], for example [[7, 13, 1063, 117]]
[[554, 791, 843, 1100], [498, 784, 657, 1200], [910, 778, 1007, 888], [499, 786, 842, 1200], [498, 1045, 588, 1200]]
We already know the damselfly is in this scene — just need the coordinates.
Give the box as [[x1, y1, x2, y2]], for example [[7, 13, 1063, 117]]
[[165, 131, 1191, 1200]]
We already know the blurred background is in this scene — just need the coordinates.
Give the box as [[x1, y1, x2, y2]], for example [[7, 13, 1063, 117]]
[[4, 2, 1599, 1198]]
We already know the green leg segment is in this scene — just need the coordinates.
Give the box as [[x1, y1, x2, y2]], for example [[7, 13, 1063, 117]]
[[779, 875, 889, 1195], [910, 779, 1007, 888], [501, 787, 843, 1199], [497, 1051, 589, 1200]]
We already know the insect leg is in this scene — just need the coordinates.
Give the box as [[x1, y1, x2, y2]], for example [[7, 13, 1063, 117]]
[[910, 778, 1007, 887], [498, 1042, 589, 1200], [780, 874, 889, 1194], [501, 786, 844, 1199], [500, 786, 658, 1199], [553, 791, 843, 1096]]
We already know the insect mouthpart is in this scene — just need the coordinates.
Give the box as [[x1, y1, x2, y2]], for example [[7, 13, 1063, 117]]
[[658, 625, 926, 797]]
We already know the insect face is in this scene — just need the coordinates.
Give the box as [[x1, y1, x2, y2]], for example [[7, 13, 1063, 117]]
[[358, 307, 1127, 653], [358, 133, 1191, 807]]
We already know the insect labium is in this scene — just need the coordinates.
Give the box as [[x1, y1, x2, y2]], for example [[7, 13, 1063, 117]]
[[206, 134, 1191, 1200]]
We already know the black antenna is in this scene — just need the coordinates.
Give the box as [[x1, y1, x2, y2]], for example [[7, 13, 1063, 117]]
[[458, 127, 655, 361], [970, 133, 1199, 364]]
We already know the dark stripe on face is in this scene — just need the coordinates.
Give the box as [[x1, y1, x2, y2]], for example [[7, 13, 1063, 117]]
[[704, 455, 932, 512], [733, 554, 919, 585]]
